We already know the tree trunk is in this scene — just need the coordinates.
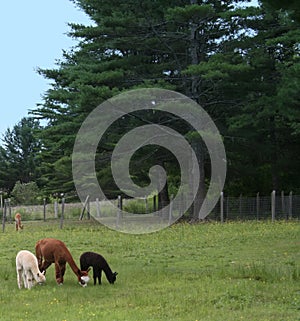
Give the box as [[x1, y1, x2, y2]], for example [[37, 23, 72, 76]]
[[156, 160, 170, 218], [187, 0, 206, 219]]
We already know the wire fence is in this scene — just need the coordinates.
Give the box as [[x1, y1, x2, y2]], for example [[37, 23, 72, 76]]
[[1, 191, 299, 232], [210, 191, 300, 222]]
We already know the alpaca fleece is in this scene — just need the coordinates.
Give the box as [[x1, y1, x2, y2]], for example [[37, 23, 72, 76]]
[[16, 250, 46, 289], [80, 251, 118, 285], [35, 238, 90, 286]]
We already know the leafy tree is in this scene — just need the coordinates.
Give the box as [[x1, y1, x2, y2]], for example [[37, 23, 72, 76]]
[[0, 118, 41, 192]]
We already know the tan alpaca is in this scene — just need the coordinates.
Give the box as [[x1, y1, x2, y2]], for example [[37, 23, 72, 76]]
[[15, 213, 23, 231], [16, 250, 46, 289]]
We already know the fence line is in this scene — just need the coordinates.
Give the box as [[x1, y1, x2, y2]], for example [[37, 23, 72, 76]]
[[1, 191, 299, 232], [210, 191, 300, 222]]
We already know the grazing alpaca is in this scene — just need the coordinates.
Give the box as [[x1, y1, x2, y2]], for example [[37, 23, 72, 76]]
[[35, 238, 90, 287], [15, 213, 23, 231], [80, 251, 118, 285], [16, 250, 46, 289]]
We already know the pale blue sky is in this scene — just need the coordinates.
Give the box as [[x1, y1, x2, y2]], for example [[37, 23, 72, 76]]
[[0, 0, 91, 139]]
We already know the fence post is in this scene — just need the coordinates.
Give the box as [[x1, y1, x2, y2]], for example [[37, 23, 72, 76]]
[[43, 198, 46, 222], [0, 191, 3, 214], [239, 194, 242, 219], [168, 195, 174, 225], [226, 196, 229, 221], [289, 191, 293, 220], [2, 200, 6, 232], [60, 198, 65, 229], [87, 199, 90, 220], [116, 195, 122, 229], [153, 195, 157, 213], [54, 200, 58, 219], [96, 198, 100, 218], [79, 195, 90, 220], [256, 192, 260, 220], [271, 190, 276, 222], [220, 192, 224, 223], [145, 196, 148, 214], [8, 198, 11, 223], [118, 195, 123, 212], [281, 190, 286, 219]]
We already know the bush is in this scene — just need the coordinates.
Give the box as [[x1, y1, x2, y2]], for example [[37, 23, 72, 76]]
[[11, 181, 40, 205]]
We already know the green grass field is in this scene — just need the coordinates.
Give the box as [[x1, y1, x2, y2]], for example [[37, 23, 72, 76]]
[[0, 220, 299, 321]]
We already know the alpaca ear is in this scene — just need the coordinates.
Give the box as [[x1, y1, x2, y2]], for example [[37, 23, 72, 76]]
[[42, 270, 45, 275], [114, 272, 118, 276]]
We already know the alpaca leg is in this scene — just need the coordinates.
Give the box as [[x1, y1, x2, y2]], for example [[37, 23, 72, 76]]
[[17, 268, 23, 289], [55, 262, 66, 284], [55, 262, 63, 284], [98, 269, 102, 285], [93, 267, 97, 285], [22, 270, 28, 289], [41, 260, 52, 274], [25, 271, 34, 289], [60, 263, 66, 282]]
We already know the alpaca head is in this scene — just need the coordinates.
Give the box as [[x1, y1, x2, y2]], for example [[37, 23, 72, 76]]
[[109, 272, 118, 284], [37, 271, 46, 285], [78, 269, 90, 287]]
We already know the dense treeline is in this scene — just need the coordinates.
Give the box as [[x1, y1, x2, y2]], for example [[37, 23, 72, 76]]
[[0, 0, 299, 208]]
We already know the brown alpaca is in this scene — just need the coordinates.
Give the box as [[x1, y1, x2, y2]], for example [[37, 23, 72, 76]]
[[15, 213, 23, 231], [35, 238, 90, 287]]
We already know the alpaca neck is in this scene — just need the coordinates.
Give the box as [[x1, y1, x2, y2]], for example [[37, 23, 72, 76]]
[[65, 252, 81, 278], [102, 261, 113, 280]]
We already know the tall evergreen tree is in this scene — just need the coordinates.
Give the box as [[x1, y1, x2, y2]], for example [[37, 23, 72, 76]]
[[31, 0, 300, 209], [192, 2, 300, 193]]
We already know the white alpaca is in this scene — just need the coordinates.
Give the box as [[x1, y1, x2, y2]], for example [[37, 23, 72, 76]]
[[16, 250, 46, 289]]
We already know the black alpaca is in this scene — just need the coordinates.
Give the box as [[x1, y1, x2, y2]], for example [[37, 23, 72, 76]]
[[80, 252, 118, 285]]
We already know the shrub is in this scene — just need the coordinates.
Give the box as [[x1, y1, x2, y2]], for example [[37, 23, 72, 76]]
[[11, 181, 40, 205]]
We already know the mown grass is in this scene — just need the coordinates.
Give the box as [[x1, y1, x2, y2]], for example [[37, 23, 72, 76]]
[[0, 220, 299, 321]]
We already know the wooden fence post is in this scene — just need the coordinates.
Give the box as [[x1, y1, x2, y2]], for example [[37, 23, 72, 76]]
[[289, 191, 293, 220], [54, 200, 58, 219], [281, 190, 286, 219], [87, 199, 90, 220], [220, 192, 224, 223], [43, 198, 46, 222], [271, 190, 276, 222], [60, 198, 65, 229], [116, 195, 122, 229], [2, 200, 6, 232], [117, 195, 123, 211], [0, 191, 3, 214], [256, 192, 260, 220], [79, 195, 90, 220], [168, 195, 174, 225], [8, 198, 11, 223], [145, 196, 148, 214], [239, 194, 242, 219], [153, 195, 157, 213], [96, 198, 100, 218]]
